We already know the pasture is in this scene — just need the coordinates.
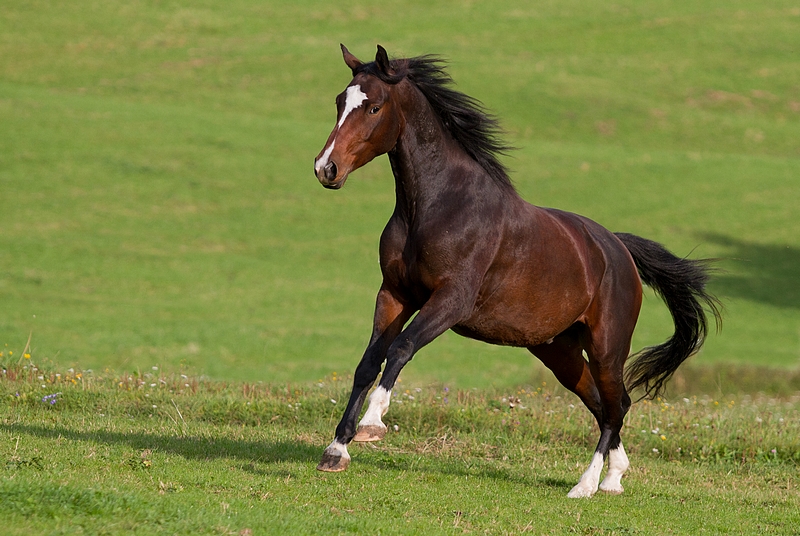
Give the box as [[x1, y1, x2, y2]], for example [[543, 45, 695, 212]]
[[1, 363, 799, 534], [1, 0, 799, 533], [1, 0, 798, 384]]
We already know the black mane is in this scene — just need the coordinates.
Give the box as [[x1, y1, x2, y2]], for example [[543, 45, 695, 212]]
[[355, 56, 514, 189]]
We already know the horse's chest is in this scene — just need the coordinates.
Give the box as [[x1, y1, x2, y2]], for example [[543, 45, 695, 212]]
[[383, 231, 451, 286], [392, 251, 442, 304]]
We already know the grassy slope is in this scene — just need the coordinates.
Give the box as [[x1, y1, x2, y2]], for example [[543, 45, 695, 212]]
[[1, 367, 799, 534], [1, 0, 799, 389], [2, 3, 800, 534]]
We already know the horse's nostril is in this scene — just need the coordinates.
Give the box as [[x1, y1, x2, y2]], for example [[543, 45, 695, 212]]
[[324, 161, 338, 181]]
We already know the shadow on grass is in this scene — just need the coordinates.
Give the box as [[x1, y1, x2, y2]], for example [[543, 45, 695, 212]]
[[0, 422, 321, 464], [1, 422, 579, 489], [668, 362, 800, 395], [698, 233, 800, 310], [340, 445, 580, 490]]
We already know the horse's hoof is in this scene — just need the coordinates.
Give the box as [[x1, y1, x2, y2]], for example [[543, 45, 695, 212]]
[[317, 442, 350, 472], [599, 483, 624, 495], [353, 424, 387, 442], [316, 451, 350, 472], [567, 483, 597, 499]]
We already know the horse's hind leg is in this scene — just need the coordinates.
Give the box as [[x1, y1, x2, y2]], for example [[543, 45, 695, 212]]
[[599, 438, 629, 494], [529, 325, 615, 498], [587, 359, 632, 496], [569, 322, 634, 498], [529, 325, 603, 425]]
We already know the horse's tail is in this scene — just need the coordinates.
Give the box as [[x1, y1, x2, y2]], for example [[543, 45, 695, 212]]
[[615, 233, 722, 399]]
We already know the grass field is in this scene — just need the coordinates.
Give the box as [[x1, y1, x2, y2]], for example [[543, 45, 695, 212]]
[[1, 0, 799, 387], [2, 362, 799, 535], [1, 2, 800, 533]]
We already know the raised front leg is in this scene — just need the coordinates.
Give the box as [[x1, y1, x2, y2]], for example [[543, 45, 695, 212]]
[[317, 287, 412, 472], [318, 286, 473, 472], [353, 385, 392, 442], [376, 286, 474, 396]]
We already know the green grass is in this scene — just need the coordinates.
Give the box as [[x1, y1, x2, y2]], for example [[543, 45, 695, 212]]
[[1, 0, 800, 386], [2, 361, 799, 535], [1, 3, 800, 531]]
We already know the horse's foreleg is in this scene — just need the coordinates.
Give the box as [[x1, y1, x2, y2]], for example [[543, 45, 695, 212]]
[[321, 284, 466, 473], [347, 287, 474, 453], [317, 288, 412, 472], [320, 286, 474, 472], [353, 384, 392, 442], [376, 287, 472, 394]]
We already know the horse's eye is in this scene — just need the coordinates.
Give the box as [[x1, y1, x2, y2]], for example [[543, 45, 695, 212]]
[[369, 106, 381, 115]]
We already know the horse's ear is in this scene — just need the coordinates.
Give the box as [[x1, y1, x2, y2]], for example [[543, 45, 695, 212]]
[[375, 45, 392, 75], [341, 44, 363, 75]]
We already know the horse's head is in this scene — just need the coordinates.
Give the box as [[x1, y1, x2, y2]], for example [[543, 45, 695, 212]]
[[314, 45, 403, 189]]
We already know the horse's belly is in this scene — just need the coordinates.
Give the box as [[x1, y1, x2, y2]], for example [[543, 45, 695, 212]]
[[454, 302, 581, 348], [450, 322, 543, 347], [453, 287, 589, 347]]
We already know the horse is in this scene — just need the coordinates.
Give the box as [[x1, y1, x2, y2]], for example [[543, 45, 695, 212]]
[[312, 44, 721, 498]]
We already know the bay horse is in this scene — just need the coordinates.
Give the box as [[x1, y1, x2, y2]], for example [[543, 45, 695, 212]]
[[313, 45, 721, 498]]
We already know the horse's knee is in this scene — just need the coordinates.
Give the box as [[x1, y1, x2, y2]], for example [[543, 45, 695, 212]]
[[353, 364, 380, 387]]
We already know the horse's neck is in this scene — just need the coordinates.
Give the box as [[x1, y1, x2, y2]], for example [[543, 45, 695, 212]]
[[387, 139, 440, 221], [388, 86, 492, 222]]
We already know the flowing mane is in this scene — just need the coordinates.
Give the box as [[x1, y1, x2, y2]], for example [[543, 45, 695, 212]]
[[354, 56, 514, 189]]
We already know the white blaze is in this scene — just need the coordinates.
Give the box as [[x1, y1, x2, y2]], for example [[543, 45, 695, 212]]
[[338, 84, 368, 128], [315, 84, 368, 173], [315, 140, 335, 173]]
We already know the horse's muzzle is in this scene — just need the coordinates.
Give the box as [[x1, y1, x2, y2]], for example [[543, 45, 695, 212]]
[[315, 159, 344, 189], [321, 161, 337, 182]]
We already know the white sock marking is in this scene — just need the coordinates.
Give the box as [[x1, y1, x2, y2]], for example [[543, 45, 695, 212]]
[[337, 84, 368, 128], [599, 443, 629, 494], [358, 386, 391, 428], [568, 451, 604, 498], [324, 439, 350, 460]]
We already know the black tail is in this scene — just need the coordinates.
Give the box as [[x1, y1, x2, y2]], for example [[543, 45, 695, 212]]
[[615, 233, 722, 399]]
